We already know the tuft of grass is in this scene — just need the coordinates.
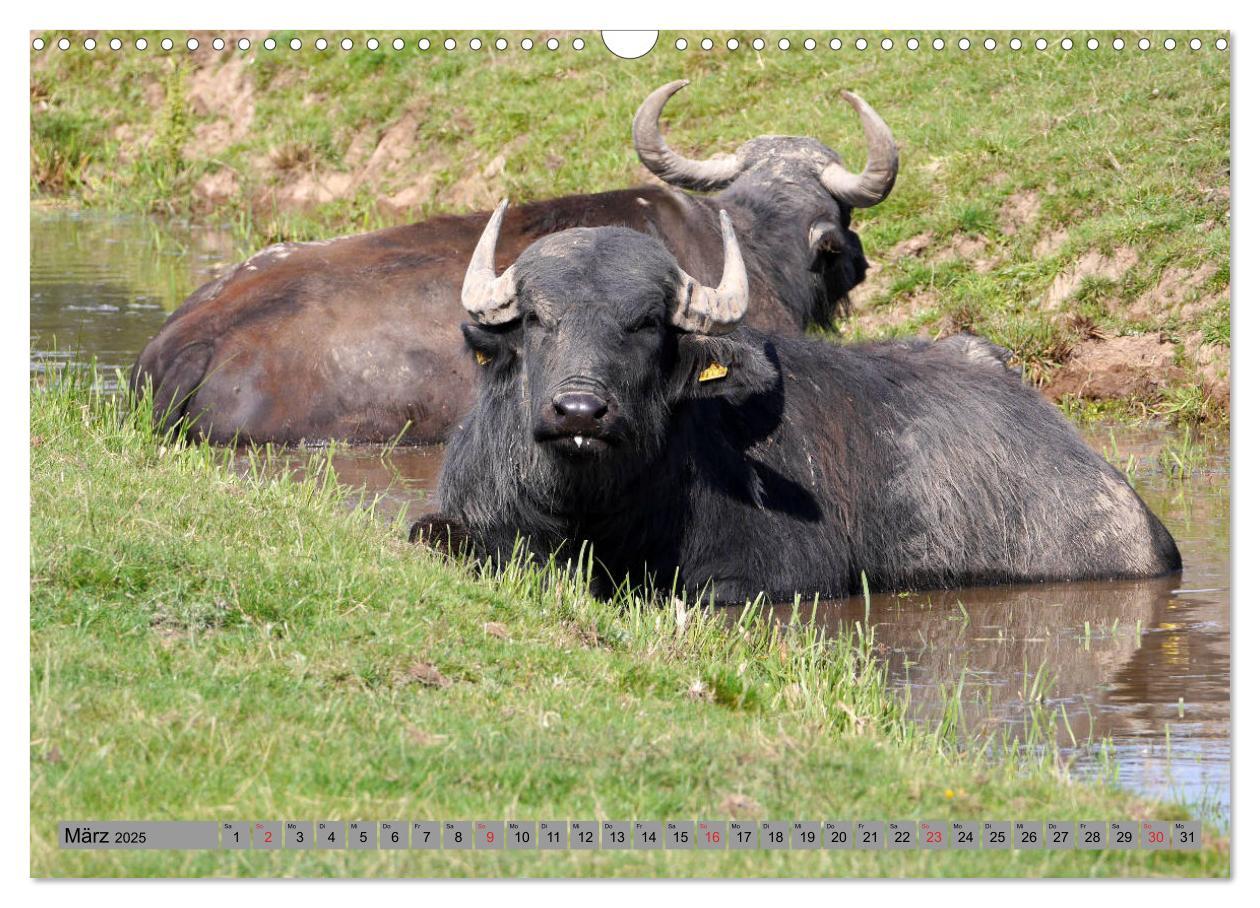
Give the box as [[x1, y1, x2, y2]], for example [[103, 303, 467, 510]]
[[30, 110, 96, 192]]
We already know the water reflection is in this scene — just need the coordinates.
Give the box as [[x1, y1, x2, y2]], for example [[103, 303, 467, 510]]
[[753, 424, 1230, 824], [762, 573, 1229, 822], [30, 206, 236, 387], [236, 444, 446, 522]]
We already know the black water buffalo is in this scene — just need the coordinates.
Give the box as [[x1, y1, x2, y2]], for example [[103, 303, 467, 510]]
[[131, 81, 897, 445], [414, 206, 1182, 602]]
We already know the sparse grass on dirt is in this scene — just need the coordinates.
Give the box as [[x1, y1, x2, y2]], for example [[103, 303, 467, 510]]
[[30, 29, 1229, 421], [29, 369, 1229, 877]]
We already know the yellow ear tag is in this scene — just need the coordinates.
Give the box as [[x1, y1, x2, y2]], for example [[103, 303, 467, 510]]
[[474, 350, 492, 366], [698, 361, 729, 383]]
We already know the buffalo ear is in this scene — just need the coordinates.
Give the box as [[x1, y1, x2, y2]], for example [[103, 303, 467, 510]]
[[461, 322, 518, 371], [674, 332, 778, 403], [809, 218, 867, 289]]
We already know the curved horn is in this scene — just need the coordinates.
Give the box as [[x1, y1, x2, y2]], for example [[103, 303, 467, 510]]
[[633, 80, 744, 192], [819, 90, 900, 208], [461, 198, 520, 325], [671, 211, 749, 334]]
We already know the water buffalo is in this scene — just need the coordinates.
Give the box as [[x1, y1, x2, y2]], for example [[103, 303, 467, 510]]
[[131, 81, 897, 445], [414, 205, 1182, 602]]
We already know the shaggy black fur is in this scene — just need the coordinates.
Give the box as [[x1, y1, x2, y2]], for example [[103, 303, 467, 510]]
[[418, 228, 1181, 602]]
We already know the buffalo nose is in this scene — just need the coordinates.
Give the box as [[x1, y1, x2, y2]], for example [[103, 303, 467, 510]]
[[552, 391, 608, 431]]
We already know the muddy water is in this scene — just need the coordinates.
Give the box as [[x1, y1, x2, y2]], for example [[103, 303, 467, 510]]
[[30, 209, 1231, 824], [30, 207, 239, 387]]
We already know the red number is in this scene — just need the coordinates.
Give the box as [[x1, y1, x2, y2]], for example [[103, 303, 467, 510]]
[[264, 831, 272, 843], [487, 831, 495, 843], [1148, 831, 1165, 844], [706, 831, 721, 844], [927, 831, 942, 844]]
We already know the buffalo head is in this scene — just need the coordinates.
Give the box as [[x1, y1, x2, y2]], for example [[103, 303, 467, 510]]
[[633, 81, 899, 317], [458, 201, 776, 497]]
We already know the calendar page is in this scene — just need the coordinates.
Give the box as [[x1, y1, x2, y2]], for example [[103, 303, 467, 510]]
[[26, 17, 1231, 883]]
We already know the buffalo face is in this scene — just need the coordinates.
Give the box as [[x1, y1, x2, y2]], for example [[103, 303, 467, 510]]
[[459, 205, 775, 496], [633, 81, 895, 319]]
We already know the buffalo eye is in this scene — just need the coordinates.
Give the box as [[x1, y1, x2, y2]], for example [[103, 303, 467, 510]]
[[522, 310, 554, 335], [628, 314, 662, 333]]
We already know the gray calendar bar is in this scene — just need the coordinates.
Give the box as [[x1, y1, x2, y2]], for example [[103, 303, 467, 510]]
[[59, 821, 218, 850], [57, 818, 1204, 850]]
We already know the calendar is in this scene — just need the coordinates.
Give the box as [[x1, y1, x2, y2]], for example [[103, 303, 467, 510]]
[[59, 819, 1203, 852]]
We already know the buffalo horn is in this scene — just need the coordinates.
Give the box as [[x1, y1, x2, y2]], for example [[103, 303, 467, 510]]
[[671, 211, 749, 334], [461, 198, 520, 324], [819, 90, 900, 208], [633, 80, 744, 192]]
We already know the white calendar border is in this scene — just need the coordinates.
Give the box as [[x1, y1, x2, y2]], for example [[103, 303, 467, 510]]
[[6, 0, 1245, 900]]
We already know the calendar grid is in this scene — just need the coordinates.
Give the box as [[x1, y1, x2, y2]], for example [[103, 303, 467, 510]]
[[58, 819, 1202, 852]]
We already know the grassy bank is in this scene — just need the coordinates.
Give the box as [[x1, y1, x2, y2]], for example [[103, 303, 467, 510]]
[[28, 371, 1228, 877], [30, 29, 1230, 422]]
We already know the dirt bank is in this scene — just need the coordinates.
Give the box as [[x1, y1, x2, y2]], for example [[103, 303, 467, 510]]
[[30, 30, 1231, 420]]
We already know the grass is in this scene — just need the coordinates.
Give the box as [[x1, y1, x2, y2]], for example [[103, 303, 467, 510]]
[[29, 29, 1230, 422], [28, 368, 1229, 877]]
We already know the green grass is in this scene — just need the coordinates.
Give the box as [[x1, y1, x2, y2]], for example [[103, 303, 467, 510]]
[[30, 30, 1230, 421], [29, 369, 1228, 877]]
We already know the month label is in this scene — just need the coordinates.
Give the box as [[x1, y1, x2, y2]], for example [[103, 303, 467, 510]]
[[58, 822, 218, 850]]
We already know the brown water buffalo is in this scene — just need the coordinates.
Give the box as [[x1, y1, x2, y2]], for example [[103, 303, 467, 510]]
[[131, 81, 899, 445]]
